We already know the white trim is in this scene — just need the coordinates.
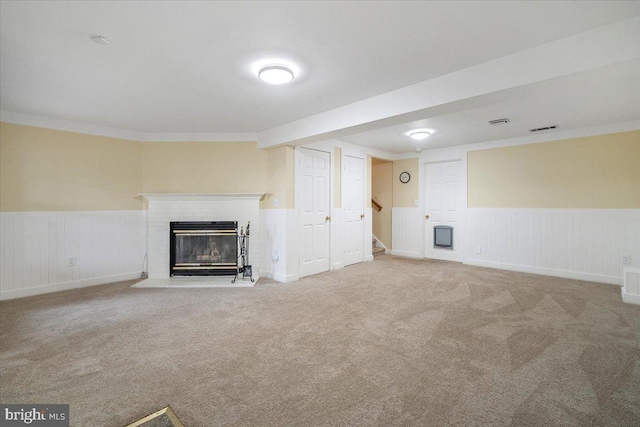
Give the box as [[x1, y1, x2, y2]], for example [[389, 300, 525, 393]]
[[0, 272, 142, 301], [136, 132, 257, 142], [622, 267, 640, 305], [332, 261, 344, 270], [622, 292, 640, 305], [1, 110, 258, 142], [302, 138, 394, 162], [390, 250, 420, 258], [273, 272, 298, 283], [1, 110, 141, 141], [139, 193, 264, 201], [259, 271, 298, 283], [259, 270, 274, 280], [393, 152, 421, 160], [465, 259, 621, 286]]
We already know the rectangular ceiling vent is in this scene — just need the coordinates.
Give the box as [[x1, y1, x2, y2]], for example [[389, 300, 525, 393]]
[[488, 118, 510, 126], [529, 125, 558, 133]]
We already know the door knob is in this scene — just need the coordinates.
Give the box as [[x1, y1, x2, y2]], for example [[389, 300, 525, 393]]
[[360, 214, 365, 219], [325, 216, 331, 222], [425, 215, 430, 220]]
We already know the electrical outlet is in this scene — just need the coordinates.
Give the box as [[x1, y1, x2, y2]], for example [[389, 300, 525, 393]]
[[414, 199, 419, 206], [273, 198, 279, 207], [66, 257, 76, 267], [622, 255, 632, 265], [475, 246, 482, 255]]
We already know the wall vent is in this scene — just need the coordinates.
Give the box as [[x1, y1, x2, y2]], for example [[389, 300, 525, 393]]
[[529, 125, 558, 133], [488, 118, 510, 126]]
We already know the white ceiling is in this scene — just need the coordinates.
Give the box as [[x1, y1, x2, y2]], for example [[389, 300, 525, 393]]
[[2, 1, 640, 136], [341, 60, 640, 153]]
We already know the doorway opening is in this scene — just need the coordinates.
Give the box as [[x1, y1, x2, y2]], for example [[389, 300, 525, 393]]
[[371, 157, 392, 255]]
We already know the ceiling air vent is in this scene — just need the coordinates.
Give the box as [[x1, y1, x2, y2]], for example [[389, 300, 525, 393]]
[[529, 125, 558, 133], [488, 118, 510, 126]]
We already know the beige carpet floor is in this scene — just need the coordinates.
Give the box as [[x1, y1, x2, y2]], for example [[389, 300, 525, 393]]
[[1, 255, 639, 426]]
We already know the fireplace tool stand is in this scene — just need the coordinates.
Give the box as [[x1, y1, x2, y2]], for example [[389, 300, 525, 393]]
[[233, 221, 254, 283]]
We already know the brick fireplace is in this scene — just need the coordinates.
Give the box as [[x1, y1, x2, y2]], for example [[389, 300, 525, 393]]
[[139, 193, 263, 281]]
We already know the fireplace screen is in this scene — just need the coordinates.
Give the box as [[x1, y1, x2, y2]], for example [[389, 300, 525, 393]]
[[170, 221, 238, 276]]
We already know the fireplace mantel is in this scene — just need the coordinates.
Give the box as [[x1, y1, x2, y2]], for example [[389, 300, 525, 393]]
[[140, 193, 264, 202]]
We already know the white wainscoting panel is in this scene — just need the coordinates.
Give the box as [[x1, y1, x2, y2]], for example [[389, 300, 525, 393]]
[[0, 210, 144, 300], [622, 267, 640, 305], [391, 207, 422, 258], [465, 209, 640, 285], [260, 209, 297, 282]]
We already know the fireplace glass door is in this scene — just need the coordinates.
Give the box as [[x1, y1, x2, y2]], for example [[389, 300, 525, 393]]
[[170, 222, 238, 276]]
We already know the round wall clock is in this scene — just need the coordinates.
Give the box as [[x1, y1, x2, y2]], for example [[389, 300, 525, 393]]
[[399, 171, 411, 184]]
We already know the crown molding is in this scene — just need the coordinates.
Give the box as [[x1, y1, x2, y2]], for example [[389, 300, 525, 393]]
[[0, 110, 257, 142], [136, 132, 257, 142], [1, 110, 141, 140]]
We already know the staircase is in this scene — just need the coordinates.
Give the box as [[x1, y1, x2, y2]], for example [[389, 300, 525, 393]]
[[372, 235, 385, 256]]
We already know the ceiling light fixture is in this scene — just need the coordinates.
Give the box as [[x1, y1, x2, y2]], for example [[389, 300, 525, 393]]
[[258, 65, 295, 85], [409, 131, 431, 140]]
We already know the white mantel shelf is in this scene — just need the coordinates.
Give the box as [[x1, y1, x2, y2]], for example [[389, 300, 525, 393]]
[[139, 193, 264, 201]]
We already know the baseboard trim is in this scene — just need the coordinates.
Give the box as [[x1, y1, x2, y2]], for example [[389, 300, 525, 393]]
[[273, 272, 298, 283], [390, 250, 420, 258], [622, 291, 640, 305], [365, 255, 374, 262], [0, 272, 143, 301], [259, 270, 300, 283], [332, 262, 344, 270], [464, 259, 622, 286], [259, 270, 274, 280]]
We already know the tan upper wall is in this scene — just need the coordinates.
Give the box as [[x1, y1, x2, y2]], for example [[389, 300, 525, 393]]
[[1, 123, 272, 212], [141, 141, 268, 196], [264, 146, 294, 209], [0, 122, 142, 211], [393, 158, 419, 208], [468, 130, 640, 208]]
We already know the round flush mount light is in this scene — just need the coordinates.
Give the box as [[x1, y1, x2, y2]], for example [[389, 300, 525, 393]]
[[258, 65, 295, 85], [409, 131, 431, 140]]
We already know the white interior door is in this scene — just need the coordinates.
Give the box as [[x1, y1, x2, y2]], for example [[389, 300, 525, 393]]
[[299, 148, 331, 278], [343, 155, 364, 266], [424, 160, 464, 262]]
